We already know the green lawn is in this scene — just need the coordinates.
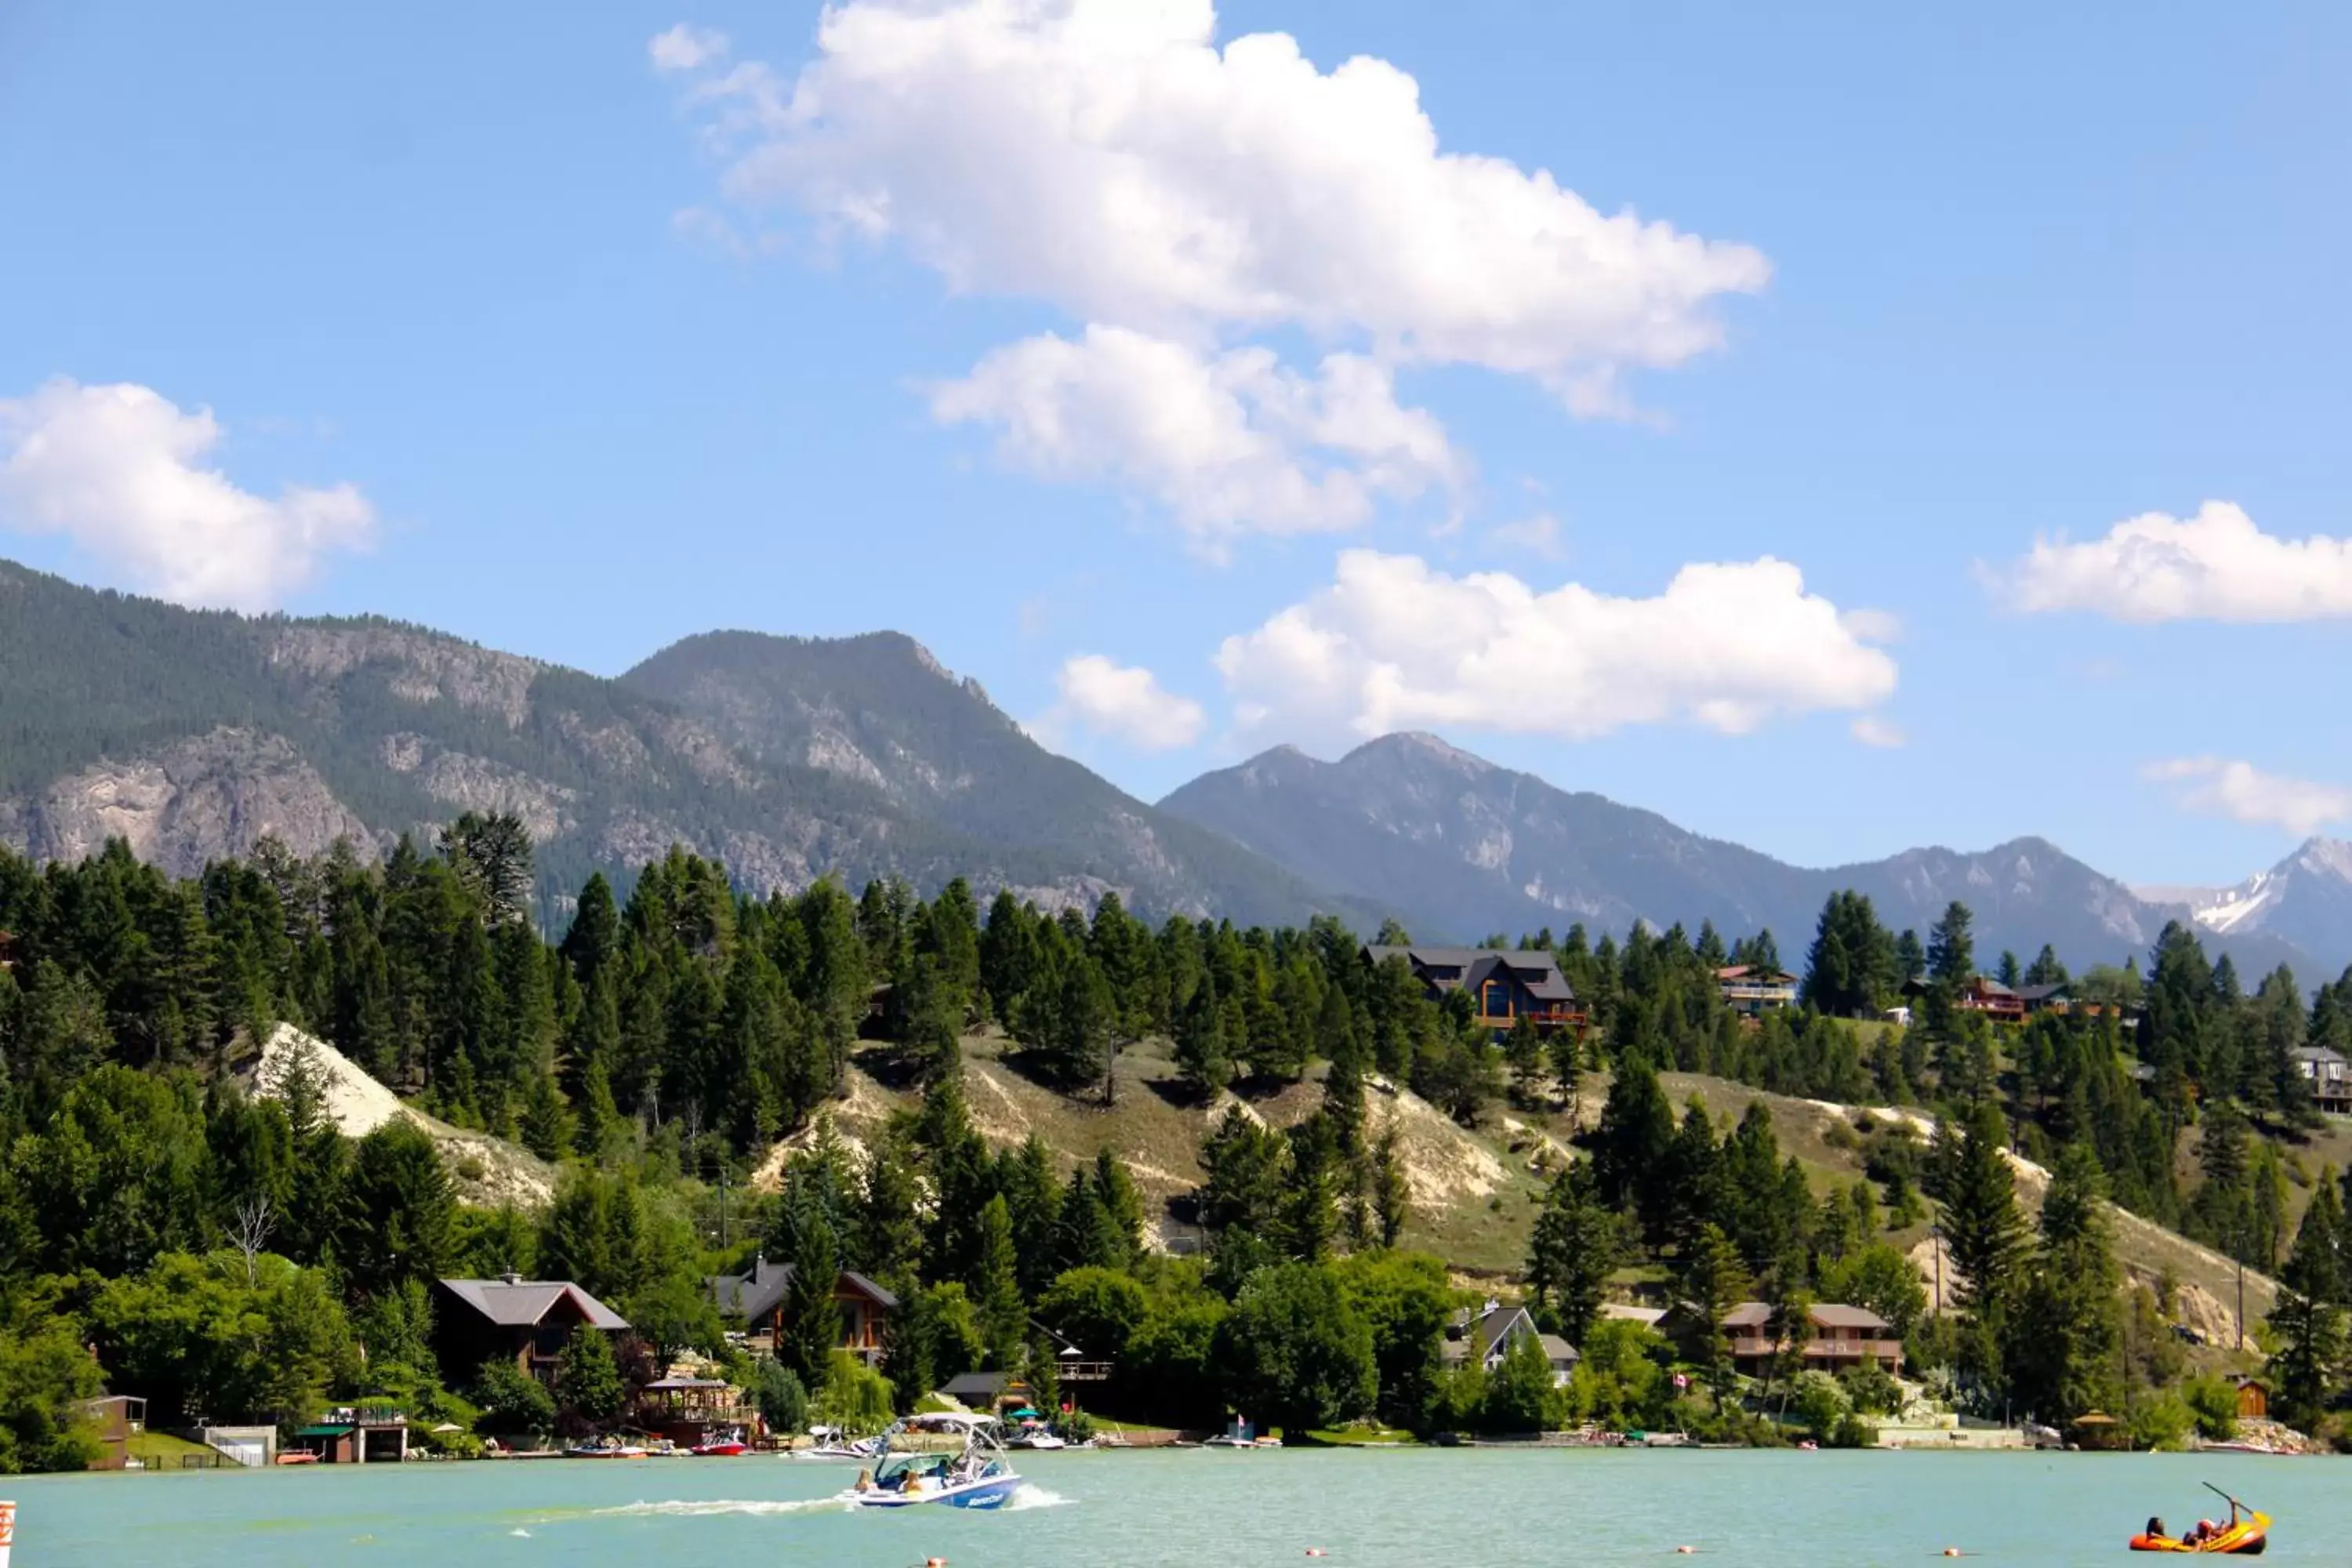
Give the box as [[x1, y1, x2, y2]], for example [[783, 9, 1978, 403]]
[[126, 1429, 222, 1467]]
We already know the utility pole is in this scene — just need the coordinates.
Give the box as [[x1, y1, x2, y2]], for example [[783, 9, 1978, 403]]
[[2235, 1224, 2245, 1352]]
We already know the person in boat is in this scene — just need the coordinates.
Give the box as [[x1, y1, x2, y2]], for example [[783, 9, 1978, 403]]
[[2146, 1519, 2165, 1543], [2185, 1519, 2218, 1545]]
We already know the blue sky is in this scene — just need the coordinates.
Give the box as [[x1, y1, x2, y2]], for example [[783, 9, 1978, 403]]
[[3, 1, 2349, 887]]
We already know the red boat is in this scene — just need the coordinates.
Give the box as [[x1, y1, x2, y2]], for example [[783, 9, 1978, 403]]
[[691, 1431, 750, 1457]]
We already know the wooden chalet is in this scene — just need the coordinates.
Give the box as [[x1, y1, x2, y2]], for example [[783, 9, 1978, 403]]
[[1900, 975, 2026, 1023], [1362, 945, 1583, 1034], [1663, 1300, 1901, 1377], [430, 1274, 630, 1386], [2292, 1046, 2350, 1114], [708, 1256, 898, 1367], [1715, 965, 1798, 1016]]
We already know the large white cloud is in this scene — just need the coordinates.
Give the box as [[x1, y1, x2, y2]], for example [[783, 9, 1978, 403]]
[[0, 379, 375, 612], [1215, 550, 1898, 745], [930, 325, 1460, 549], [659, 2, 1766, 543], [684, 0, 1766, 383], [2143, 757, 2352, 837], [1037, 653, 1207, 750], [2000, 501, 2352, 622]]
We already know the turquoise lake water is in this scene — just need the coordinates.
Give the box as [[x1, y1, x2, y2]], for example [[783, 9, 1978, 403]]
[[0, 1449, 2338, 1566]]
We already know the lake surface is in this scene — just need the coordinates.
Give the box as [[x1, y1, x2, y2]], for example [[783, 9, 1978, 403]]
[[1, 1448, 2339, 1566]]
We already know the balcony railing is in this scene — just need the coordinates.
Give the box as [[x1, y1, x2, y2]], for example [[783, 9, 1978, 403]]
[[1727, 1335, 1901, 1360]]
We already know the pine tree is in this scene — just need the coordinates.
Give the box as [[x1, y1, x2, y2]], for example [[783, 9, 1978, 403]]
[[1504, 1014, 1547, 1106], [1526, 1161, 1621, 1344], [1370, 1115, 1410, 1249], [555, 1323, 626, 1432], [974, 1195, 1025, 1369], [1942, 1101, 2027, 1389], [1679, 1222, 1751, 1392], [2009, 1143, 2120, 1425], [1174, 973, 1232, 1098], [779, 1212, 844, 1389], [2269, 1175, 2346, 1428]]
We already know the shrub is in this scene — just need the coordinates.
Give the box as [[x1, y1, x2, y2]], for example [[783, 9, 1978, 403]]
[[2182, 1374, 2239, 1443], [473, 1359, 556, 1437]]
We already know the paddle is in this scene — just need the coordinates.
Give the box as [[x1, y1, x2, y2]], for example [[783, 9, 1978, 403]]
[[2200, 1481, 2252, 1526]]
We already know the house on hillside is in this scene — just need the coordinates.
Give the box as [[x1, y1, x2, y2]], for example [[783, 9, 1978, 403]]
[[708, 1255, 898, 1367], [1900, 975, 2026, 1024], [1664, 1300, 1901, 1378], [431, 1274, 630, 1386], [1715, 965, 1798, 1016], [1363, 946, 1584, 1036], [1441, 1300, 1578, 1387], [2291, 1047, 2350, 1114]]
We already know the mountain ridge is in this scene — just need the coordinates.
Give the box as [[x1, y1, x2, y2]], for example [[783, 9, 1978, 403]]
[[1160, 734, 2317, 973]]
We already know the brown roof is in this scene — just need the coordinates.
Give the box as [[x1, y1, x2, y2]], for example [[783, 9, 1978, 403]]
[[437, 1277, 629, 1330], [1719, 1301, 1888, 1332]]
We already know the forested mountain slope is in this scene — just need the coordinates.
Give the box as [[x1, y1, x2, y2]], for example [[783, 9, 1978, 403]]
[[0, 560, 1366, 926]]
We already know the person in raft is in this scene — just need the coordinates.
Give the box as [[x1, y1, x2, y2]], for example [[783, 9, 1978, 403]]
[[2146, 1519, 2165, 1542]]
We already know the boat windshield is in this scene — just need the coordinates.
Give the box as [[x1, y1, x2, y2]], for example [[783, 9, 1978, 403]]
[[875, 1452, 949, 1483]]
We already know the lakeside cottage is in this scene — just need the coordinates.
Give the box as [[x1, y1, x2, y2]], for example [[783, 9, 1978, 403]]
[[1362, 945, 1584, 1036], [707, 1256, 898, 1366], [431, 1275, 630, 1387], [1663, 1300, 1901, 1378], [1441, 1300, 1578, 1387]]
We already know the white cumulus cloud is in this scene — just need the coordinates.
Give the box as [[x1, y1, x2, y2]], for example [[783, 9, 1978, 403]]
[[657, 1, 1766, 543], [2143, 757, 2352, 837], [0, 379, 374, 611], [649, 23, 729, 74], [2000, 501, 2352, 622], [930, 325, 1460, 549], [1040, 654, 1207, 750], [1214, 550, 1897, 746], [682, 0, 1766, 387]]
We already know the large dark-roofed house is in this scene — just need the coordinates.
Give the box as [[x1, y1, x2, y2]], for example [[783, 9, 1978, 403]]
[[710, 1256, 898, 1366], [432, 1274, 629, 1386], [1363, 945, 1583, 1034]]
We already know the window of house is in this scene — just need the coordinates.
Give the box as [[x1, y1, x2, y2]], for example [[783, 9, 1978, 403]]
[[1483, 980, 1509, 1017]]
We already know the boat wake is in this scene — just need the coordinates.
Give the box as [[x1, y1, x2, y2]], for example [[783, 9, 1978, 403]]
[[1003, 1484, 1070, 1511], [591, 1497, 853, 1519]]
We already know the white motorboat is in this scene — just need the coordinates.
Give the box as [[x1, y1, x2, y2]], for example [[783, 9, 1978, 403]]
[[1005, 1418, 1065, 1450], [840, 1414, 1022, 1509], [797, 1424, 885, 1461]]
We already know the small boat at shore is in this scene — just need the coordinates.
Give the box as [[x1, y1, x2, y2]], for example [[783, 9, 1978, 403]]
[[1006, 1419, 1065, 1450], [797, 1423, 886, 1461], [565, 1439, 649, 1459], [1202, 1417, 1280, 1449]]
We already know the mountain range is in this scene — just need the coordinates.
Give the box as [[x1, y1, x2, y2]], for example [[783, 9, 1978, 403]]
[[3, 555, 2347, 975]]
